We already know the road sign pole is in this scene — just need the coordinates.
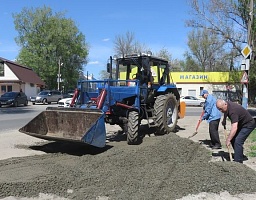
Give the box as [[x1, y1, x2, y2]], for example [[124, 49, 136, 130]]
[[241, 0, 253, 109], [241, 68, 249, 109], [242, 83, 248, 109], [241, 61, 249, 109], [240, 48, 252, 110]]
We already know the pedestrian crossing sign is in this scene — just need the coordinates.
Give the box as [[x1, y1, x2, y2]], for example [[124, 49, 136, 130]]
[[241, 71, 248, 83]]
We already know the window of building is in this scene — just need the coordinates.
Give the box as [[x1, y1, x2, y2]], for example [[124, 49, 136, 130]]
[[0, 62, 4, 76], [7, 85, 12, 92], [188, 89, 196, 97], [1, 85, 5, 93], [1, 85, 12, 93], [200, 87, 204, 95]]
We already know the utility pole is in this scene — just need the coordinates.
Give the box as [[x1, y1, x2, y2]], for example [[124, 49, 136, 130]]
[[242, 0, 254, 109], [57, 57, 63, 91]]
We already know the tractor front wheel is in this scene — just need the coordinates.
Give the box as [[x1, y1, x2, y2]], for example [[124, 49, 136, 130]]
[[154, 93, 178, 135], [127, 111, 141, 145]]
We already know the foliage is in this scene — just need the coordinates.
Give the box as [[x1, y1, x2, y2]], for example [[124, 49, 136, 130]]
[[186, 0, 256, 103], [185, 28, 230, 72], [247, 129, 256, 157], [13, 6, 89, 90], [156, 48, 172, 61], [187, 0, 247, 52], [113, 31, 151, 57], [181, 52, 201, 71], [99, 66, 116, 80], [99, 70, 110, 80], [185, 0, 249, 72], [236, 0, 256, 103], [249, 129, 256, 142]]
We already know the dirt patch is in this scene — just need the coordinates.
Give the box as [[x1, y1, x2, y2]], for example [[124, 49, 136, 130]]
[[0, 118, 256, 199], [0, 132, 256, 199]]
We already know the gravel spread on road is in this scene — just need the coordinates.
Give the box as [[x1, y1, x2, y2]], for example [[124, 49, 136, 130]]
[[0, 133, 256, 200]]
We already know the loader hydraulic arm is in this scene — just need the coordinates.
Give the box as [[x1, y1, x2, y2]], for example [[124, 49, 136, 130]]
[[70, 88, 79, 107]]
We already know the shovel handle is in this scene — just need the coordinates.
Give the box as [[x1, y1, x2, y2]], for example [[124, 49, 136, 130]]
[[224, 128, 232, 161], [195, 111, 204, 130], [195, 120, 201, 131], [227, 146, 232, 161], [188, 111, 205, 139], [200, 111, 205, 118]]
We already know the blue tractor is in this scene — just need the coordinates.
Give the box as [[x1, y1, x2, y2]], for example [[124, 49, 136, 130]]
[[19, 53, 186, 148]]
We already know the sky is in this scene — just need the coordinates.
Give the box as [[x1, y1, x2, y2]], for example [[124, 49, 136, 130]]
[[0, 0, 192, 79]]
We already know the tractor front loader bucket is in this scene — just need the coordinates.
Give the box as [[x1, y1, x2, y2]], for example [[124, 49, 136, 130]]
[[19, 107, 106, 148]]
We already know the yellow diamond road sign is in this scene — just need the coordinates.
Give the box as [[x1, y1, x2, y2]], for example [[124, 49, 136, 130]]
[[241, 45, 252, 58]]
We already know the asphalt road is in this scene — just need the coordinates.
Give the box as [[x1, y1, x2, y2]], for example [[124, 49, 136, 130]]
[[0, 103, 203, 133], [0, 102, 59, 133]]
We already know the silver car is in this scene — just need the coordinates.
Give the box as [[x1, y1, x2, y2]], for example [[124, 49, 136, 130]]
[[30, 90, 63, 105]]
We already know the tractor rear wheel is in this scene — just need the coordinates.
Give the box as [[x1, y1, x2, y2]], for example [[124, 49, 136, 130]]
[[127, 111, 141, 145], [154, 93, 178, 135]]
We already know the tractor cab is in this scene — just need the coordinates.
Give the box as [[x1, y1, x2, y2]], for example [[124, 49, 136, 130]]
[[108, 53, 172, 87]]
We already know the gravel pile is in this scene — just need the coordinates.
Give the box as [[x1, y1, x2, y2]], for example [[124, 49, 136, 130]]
[[0, 133, 256, 200]]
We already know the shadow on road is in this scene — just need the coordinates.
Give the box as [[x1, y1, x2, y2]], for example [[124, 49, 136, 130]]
[[0, 105, 39, 114], [29, 141, 113, 156], [106, 124, 157, 144], [212, 151, 233, 162]]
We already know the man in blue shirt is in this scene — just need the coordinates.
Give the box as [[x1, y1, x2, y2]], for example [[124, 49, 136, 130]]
[[200, 90, 222, 149]]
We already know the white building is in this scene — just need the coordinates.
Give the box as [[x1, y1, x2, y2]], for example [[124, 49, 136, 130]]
[[0, 57, 45, 99], [170, 72, 242, 102]]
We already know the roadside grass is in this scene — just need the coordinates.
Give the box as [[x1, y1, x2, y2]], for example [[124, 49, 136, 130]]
[[247, 129, 256, 157]]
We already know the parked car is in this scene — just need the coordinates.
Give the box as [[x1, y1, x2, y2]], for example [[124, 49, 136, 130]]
[[0, 91, 28, 107], [58, 97, 73, 108], [61, 89, 75, 99], [67, 89, 75, 97], [181, 96, 205, 107], [30, 90, 63, 105]]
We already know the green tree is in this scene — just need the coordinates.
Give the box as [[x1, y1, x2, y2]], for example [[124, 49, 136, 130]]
[[156, 48, 172, 61], [236, 0, 256, 103], [185, 28, 229, 72], [99, 68, 116, 80], [13, 6, 89, 90], [99, 70, 110, 80], [155, 48, 181, 71], [181, 53, 201, 72], [187, 0, 256, 103], [113, 31, 151, 57], [187, 0, 247, 53]]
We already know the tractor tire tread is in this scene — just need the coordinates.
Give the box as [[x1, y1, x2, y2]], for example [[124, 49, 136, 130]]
[[154, 93, 178, 135], [127, 111, 141, 145]]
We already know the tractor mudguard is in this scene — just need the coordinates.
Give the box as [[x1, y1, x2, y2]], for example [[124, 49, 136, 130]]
[[179, 101, 186, 119]]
